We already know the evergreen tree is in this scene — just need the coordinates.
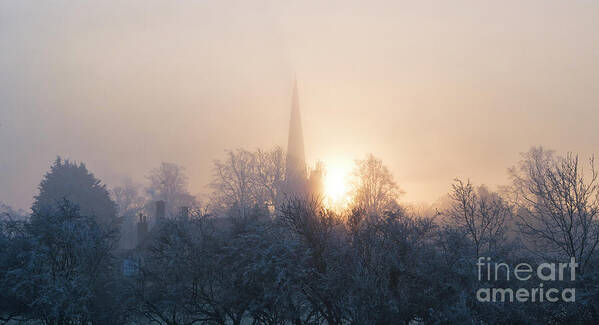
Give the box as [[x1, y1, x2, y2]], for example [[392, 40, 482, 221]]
[[33, 157, 117, 227]]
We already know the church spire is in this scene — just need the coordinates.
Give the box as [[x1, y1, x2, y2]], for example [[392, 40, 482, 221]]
[[285, 79, 307, 192]]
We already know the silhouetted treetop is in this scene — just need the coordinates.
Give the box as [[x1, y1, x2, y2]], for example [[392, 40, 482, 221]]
[[33, 156, 117, 227]]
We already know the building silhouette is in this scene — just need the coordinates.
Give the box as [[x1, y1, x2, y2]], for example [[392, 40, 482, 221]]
[[283, 79, 323, 198]]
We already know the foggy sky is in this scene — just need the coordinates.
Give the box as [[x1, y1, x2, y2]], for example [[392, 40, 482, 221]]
[[2, 0, 599, 210]]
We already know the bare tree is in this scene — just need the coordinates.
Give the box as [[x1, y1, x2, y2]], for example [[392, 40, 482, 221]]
[[147, 162, 195, 217], [209, 147, 288, 219], [509, 147, 599, 273], [209, 149, 259, 218], [252, 147, 286, 210], [447, 179, 511, 257], [112, 180, 146, 248], [112, 180, 146, 217], [348, 154, 401, 217]]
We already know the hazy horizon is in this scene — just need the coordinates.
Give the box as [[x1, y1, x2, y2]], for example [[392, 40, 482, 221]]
[[2, 0, 599, 210]]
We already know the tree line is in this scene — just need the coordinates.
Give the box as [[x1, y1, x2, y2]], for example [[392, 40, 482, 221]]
[[2, 147, 599, 324]]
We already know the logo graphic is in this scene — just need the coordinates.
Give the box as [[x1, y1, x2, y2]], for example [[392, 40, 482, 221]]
[[476, 257, 577, 303]]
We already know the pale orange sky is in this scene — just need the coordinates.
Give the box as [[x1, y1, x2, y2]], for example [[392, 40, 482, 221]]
[[1, 0, 599, 209]]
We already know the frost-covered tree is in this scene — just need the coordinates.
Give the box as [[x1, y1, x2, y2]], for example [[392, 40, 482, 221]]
[[2, 200, 119, 324], [33, 157, 117, 227], [0, 202, 26, 221], [348, 154, 402, 217], [146, 162, 196, 217], [112, 180, 146, 218], [252, 147, 286, 209], [209, 147, 287, 219], [111, 180, 146, 248], [210, 149, 259, 219], [277, 197, 349, 324], [0, 214, 30, 323], [509, 147, 599, 273], [446, 179, 511, 257]]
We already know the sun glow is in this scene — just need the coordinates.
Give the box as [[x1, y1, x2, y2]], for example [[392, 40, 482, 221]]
[[323, 160, 352, 208]]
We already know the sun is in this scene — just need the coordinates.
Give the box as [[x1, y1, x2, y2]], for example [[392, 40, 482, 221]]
[[325, 169, 347, 201], [322, 160, 352, 207]]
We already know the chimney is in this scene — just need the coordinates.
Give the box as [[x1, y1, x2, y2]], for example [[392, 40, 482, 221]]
[[156, 200, 166, 221], [136, 213, 148, 248]]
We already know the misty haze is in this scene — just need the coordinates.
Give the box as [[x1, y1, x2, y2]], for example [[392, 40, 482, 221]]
[[2, 1, 599, 324]]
